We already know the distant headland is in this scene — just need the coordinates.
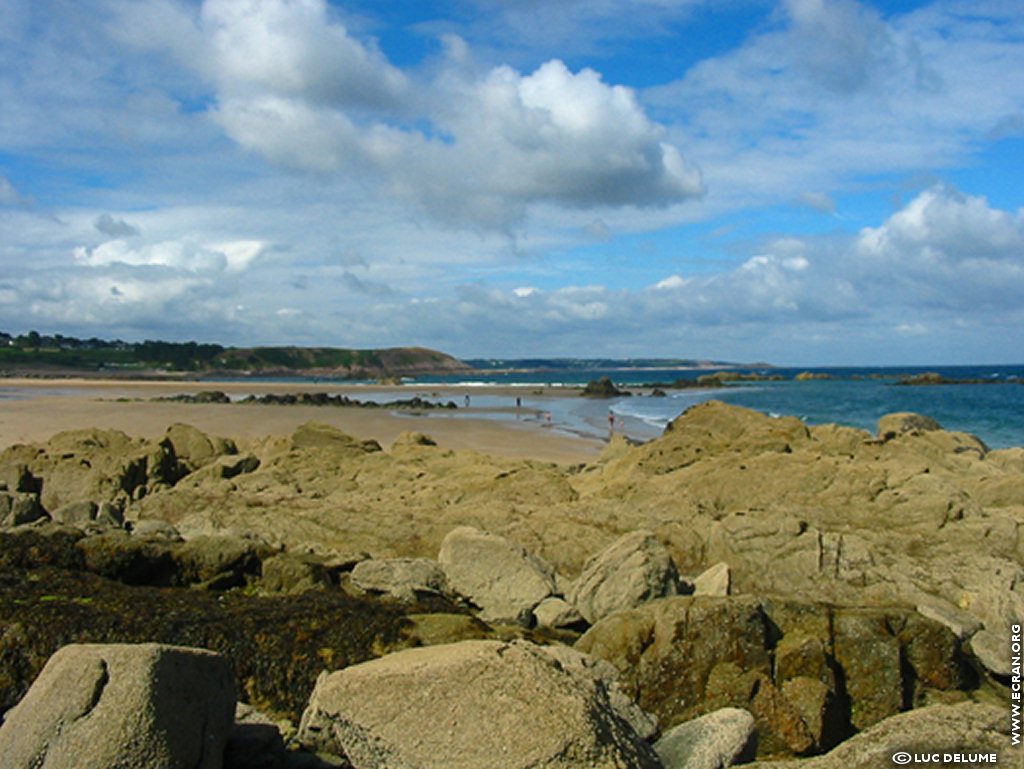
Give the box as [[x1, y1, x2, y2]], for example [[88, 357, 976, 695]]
[[0, 330, 762, 381], [0, 330, 470, 380]]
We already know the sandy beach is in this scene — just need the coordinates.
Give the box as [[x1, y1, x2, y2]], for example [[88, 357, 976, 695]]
[[0, 378, 604, 464]]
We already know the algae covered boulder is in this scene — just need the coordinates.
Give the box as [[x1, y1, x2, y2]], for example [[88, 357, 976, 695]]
[[298, 639, 663, 769], [0, 643, 235, 769], [576, 595, 974, 758], [743, 702, 1011, 769]]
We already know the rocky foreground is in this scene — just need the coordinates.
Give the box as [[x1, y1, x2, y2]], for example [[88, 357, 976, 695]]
[[0, 401, 1021, 767]]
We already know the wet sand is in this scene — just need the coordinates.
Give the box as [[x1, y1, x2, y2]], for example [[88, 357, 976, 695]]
[[0, 379, 604, 464]]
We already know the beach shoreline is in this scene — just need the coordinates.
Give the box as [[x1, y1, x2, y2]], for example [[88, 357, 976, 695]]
[[0, 378, 605, 464]]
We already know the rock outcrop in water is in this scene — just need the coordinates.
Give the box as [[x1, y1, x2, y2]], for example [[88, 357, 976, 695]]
[[1, 401, 1021, 765]]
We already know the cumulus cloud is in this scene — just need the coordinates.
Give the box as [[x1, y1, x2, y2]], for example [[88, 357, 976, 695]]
[[643, 186, 1024, 326], [202, 0, 408, 108], [7, 186, 1015, 363], [187, 0, 703, 228], [853, 186, 1024, 310]]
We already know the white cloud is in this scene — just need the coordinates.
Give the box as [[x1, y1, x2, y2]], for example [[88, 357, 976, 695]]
[[853, 185, 1024, 310], [2, 0, 1022, 366], [653, 274, 688, 289], [189, 0, 703, 228], [72, 238, 266, 274], [202, 0, 408, 109], [211, 240, 267, 273], [647, 0, 1024, 209], [357, 185, 1024, 360]]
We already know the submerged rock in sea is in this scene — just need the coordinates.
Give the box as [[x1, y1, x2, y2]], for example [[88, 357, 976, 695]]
[[298, 639, 663, 769], [0, 642, 235, 769]]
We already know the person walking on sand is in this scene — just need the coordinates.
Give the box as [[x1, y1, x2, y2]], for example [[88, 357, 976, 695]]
[[608, 410, 615, 437], [464, 394, 470, 408]]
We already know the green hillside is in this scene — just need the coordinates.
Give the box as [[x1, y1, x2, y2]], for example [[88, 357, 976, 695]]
[[0, 331, 468, 379]]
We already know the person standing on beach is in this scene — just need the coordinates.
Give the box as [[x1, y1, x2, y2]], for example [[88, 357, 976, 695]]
[[608, 411, 615, 436]]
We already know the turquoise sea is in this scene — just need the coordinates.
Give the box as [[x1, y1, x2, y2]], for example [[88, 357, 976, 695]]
[[411, 365, 1024, 450]]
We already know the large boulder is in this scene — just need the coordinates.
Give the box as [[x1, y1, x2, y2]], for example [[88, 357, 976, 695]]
[[73, 531, 267, 588], [744, 702, 1010, 769], [298, 639, 663, 769], [350, 557, 451, 601], [654, 708, 757, 769], [438, 526, 557, 624], [173, 534, 270, 588], [877, 412, 943, 440], [164, 423, 238, 475], [0, 643, 236, 769], [576, 596, 974, 758], [0, 491, 47, 527], [259, 552, 336, 594], [569, 530, 681, 624]]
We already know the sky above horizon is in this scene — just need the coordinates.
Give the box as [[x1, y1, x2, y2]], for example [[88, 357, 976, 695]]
[[2, 0, 1023, 366]]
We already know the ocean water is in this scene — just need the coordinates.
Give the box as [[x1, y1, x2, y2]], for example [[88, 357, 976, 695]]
[[413, 365, 1024, 449], [6, 366, 1021, 450]]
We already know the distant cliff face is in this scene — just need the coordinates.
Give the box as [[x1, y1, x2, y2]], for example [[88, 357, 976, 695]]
[[375, 348, 473, 376]]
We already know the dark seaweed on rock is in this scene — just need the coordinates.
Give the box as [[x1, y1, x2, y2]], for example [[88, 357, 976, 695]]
[[0, 531, 465, 723]]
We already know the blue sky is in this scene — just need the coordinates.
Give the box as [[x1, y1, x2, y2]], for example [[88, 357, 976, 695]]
[[1, 0, 1023, 365]]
